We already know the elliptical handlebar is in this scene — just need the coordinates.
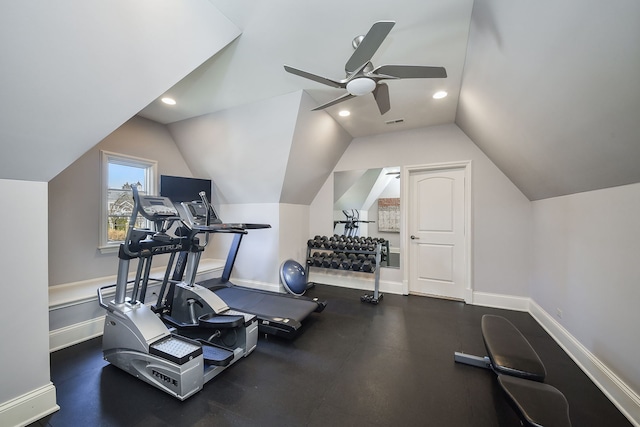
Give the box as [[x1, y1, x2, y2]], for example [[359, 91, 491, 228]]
[[122, 186, 185, 258], [197, 191, 212, 248], [198, 191, 211, 226], [122, 186, 143, 258]]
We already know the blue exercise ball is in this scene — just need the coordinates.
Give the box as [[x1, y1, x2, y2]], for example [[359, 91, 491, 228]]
[[280, 259, 307, 296]]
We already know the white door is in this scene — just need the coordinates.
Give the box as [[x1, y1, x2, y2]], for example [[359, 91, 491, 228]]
[[408, 167, 467, 300]]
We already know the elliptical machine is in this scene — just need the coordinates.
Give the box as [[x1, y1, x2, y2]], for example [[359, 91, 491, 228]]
[[98, 187, 257, 400]]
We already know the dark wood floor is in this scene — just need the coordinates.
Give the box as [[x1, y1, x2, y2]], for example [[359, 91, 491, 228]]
[[34, 284, 632, 426]]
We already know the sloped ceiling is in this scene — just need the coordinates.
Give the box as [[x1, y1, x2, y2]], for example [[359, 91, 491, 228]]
[[167, 91, 352, 205], [457, 0, 640, 200], [139, 0, 640, 201], [138, 0, 473, 137], [0, 0, 240, 182], [2, 0, 638, 202]]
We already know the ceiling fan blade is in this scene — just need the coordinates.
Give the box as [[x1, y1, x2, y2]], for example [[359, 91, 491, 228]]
[[284, 65, 343, 88], [372, 82, 390, 115], [345, 21, 395, 74], [373, 65, 447, 79], [311, 92, 355, 111]]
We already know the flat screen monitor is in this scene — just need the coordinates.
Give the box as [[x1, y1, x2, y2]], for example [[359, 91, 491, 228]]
[[160, 175, 212, 203]]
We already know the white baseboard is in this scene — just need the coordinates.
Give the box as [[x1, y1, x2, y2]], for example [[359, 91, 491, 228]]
[[0, 383, 59, 427], [308, 268, 403, 295], [232, 278, 282, 293], [529, 301, 640, 427], [50, 316, 106, 353], [471, 291, 530, 312]]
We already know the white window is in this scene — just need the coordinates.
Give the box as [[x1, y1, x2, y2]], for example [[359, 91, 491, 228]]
[[99, 151, 157, 253]]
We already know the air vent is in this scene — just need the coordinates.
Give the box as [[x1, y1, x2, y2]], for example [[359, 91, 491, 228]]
[[385, 118, 405, 125]]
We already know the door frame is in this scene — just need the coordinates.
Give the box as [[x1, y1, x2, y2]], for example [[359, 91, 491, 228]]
[[400, 160, 473, 303]]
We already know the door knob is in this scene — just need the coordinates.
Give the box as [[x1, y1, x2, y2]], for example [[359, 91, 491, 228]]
[[410, 235, 419, 240]]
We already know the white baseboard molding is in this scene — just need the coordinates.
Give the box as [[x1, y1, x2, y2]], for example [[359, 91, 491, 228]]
[[50, 316, 106, 353], [0, 383, 59, 427], [529, 301, 640, 427], [471, 291, 530, 312], [231, 278, 282, 294], [308, 268, 403, 295]]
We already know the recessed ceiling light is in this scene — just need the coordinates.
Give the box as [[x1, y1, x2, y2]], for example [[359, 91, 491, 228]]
[[338, 110, 351, 117], [433, 91, 448, 99], [161, 97, 176, 105]]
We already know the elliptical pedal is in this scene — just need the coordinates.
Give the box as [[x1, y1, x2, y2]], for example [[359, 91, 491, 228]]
[[201, 343, 235, 367]]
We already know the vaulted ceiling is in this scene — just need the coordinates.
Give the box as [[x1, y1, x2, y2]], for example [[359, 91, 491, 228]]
[[1, 0, 639, 201]]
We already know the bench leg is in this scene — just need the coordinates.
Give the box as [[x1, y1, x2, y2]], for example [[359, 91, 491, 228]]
[[454, 352, 491, 369]]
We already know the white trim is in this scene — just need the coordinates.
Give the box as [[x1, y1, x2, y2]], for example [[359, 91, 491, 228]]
[[529, 301, 640, 427], [231, 278, 282, 294], [99, 150, 158, 250], [471, 291, 530, 312], [50, 317, 106, 353], [401, 160, 473, 302], [308, 268, 404, 295], [0, 383, 59, 427]]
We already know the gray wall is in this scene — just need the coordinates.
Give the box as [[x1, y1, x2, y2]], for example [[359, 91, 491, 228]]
[[48, 116, 196, 286], [531, 183, 640, 396]]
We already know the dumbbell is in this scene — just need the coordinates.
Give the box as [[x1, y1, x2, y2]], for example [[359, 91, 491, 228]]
[[330, 256, 342, 269], [361, 255, 376, 273], [340, 257, 352, 270], [322, 256, 332, 268], [362, 259, 374, 272], [312, 252, 324, 267]]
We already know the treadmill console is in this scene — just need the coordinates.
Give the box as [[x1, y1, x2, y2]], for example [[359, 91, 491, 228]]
[[181, 201, 221, 226], [138, 196, 179, 220]]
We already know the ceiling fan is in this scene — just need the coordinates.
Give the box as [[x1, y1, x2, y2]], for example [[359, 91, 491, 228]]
[[284, 21, 447, 115]]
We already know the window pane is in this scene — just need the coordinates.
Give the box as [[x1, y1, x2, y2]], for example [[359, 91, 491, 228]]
[[107, 162, 147, 243], [108, 163, 146, 191]]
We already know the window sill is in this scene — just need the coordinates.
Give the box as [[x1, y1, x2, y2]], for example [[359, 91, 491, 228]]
[[98, 245, 120, 255]]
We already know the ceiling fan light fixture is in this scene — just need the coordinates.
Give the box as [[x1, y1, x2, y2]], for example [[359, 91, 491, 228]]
[[432, 91, 448, 99], [346, 78, 376, 96]]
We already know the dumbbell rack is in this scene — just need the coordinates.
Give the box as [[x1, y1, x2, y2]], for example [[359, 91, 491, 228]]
[[305, 235, 385, 304]]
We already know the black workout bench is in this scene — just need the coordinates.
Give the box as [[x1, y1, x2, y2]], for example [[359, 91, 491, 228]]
[[455, 315, 572, 427]]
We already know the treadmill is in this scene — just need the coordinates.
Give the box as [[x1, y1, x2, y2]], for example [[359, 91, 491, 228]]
[[178, 198, 326, 339]]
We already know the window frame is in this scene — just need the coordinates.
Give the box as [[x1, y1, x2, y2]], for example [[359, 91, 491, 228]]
[[99, 150, 158, 254]]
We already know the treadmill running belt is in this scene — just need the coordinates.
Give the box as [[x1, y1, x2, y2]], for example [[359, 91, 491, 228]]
[[214, 287, 318, 321]]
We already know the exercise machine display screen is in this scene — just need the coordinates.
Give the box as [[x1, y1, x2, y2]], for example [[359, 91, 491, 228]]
[[140, 196, 179, 218]]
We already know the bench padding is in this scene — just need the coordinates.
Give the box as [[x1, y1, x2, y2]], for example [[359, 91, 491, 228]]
[[498, 374, 572, 427], [481, 315, 546, 382]]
